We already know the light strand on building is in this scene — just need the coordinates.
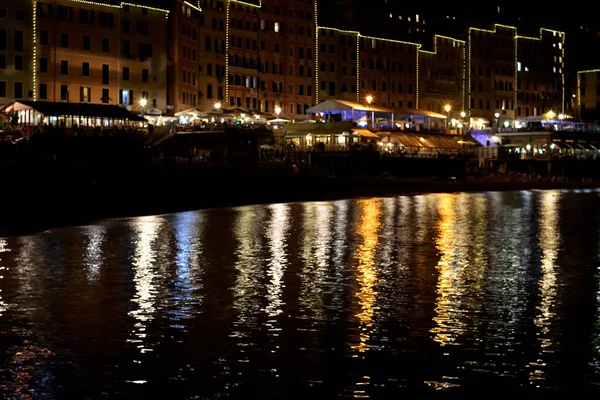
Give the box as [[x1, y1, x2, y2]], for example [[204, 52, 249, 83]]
[[315, 0, 319, 104], [32, 0, 38, 101], [225, 0, 230, 102], [355, 34, 359, 103]]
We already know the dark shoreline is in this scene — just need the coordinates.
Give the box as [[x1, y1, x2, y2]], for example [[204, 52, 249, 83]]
[[3, 163, 599, 237]]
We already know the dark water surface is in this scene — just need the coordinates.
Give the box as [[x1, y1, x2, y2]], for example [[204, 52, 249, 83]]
[[2, 189, 600, 398]]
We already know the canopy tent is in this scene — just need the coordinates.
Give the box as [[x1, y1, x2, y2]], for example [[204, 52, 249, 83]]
[[1, 100, 146, 122], [307, 99, 392, 114], [174, 108, 204, 117]]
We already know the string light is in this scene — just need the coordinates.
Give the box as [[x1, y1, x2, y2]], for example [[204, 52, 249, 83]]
[[32, 0, 37, 100], [184, 1, 201, 12], [225, 0, 230, 102]]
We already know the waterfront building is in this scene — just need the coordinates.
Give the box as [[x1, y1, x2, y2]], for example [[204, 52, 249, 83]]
[[167, 0, 202, 114], [196, 0, 226, 112], [0, 1, 34, 107], [576, 69, 600, 121], [34, 0, 168, 115]]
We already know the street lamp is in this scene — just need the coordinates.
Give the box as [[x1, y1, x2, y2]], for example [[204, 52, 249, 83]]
[[274, 106, 282, 117], [366, 95, 374, 128], [139, 97, 148, 119], [444, 104, 451, 132], [214, 101, 221, 110], [558, 113, 565, 130], [494, 112, 500, 132]]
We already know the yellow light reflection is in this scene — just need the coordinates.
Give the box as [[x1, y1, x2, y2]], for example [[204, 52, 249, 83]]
[[352, 199, 383, 353], [430, 193, 487, 347], [265, 203, 290, 319], [527, 191, 561, 383], [0, 237, 9, 316], [128, 216, 162, 353]]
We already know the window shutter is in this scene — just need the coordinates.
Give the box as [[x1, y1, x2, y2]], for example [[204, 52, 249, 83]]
[[119, 89, 123, 104]]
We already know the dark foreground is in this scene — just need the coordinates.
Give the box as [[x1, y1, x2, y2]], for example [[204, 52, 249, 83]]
[[3, 161, 600, 236]]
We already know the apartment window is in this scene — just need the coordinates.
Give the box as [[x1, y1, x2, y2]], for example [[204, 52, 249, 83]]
[[60, 60, 68, 75], [122, 67, 129, 81], [14, 82, 22, 98], [60, 33, 68, 48], [14, 56, 22, 70], [122, 40, 130, 56], [138, 22, 148, 36], [80, 9, 95, 24], [0, 9, 6, 19], [122, 19, 130, 33], [82, 62, 90, 76], [142, 69, 149, 83], [102, 64, 109, 85], [40, 31, 48, 45], [119, 89, 131, 105], [39, 57, 48, 71], [0, 55, 5, 69], [39, 83, 47, 100], [0, 81, 5, 97], [83, 36, 90, 51], [102, 38, 109, 53], [80, 86, 91, 102], [16, 10, 24, 20], [0, 29, 5, 51], [14, 30, 23, 52]]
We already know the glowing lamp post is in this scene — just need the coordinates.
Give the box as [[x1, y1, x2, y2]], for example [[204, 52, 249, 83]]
[[214, 101, 221, 111], [444, 104, 451, 132], [366, 95, 374, 128], [494, 112, 500, 132], [275, 106, 282, 117], [558, 113, 565, 130], [139, 97, 148, 119]]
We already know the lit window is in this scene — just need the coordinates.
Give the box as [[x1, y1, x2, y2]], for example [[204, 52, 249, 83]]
[[274, 22, 279, 32], [517, 62, 522, 71]]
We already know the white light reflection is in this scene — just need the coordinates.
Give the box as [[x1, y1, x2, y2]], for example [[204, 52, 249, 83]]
[[128, 216, 162, 353], [527, 191, 561, 384], [265, 203, 291, 319], [330, 200, 350, 316], [0, 237, 10, 316], [82, 225, 107, 282], [231, 206, 266, 337], [298, 202, 333, 322], [170, 211, 204, 327]]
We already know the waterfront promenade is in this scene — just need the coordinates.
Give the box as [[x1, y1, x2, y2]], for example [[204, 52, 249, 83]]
[[2, 160, 600, 236]]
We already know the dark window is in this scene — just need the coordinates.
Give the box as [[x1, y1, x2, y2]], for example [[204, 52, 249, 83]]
[[122, 19, 130, 32], [142, 69, 148, 82], [16, 10, 24, 20], [102, 38, 109, 53], [83, 36, 90, 51], [14, 30, 23, 52], [40, 58, 47, 73], [102, 64, 109, 85], [98, 12, 114, 27], [14, 55, 22, 70], [60, 84, 69, 101], [101, 88, 109, 104], [57, 6, 73, 21], [39, 83, 47, 99], [0, 54, 5, 69], [0, 81, 5, 97], [60, 33, 68, 48], [0, 8, 6, 19], [122, 67, 129, 81], [138, 22, 148, 36], [82, 62, 90, 76], [60, 60, 68, 75], [0, 29, 6, 50], [40, 31, 48, 45], [122, 40, 130, 56], [14, 82, 22, 98], [79, 9, 95, 24]]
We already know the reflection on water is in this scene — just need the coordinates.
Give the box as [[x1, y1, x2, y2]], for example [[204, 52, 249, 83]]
[[527, 191, 561, 384], [1, 190, 600, 397], [128, 216, 163, 354], [351, 199, 383, 354]]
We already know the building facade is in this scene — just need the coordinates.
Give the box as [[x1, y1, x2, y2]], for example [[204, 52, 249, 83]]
[[577, 70, 600, 120], [33, 0, 168, 114], [0, 1, 34, 106]]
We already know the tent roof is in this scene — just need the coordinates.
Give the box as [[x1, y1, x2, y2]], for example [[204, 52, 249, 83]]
[[1, 100, 146, 121], [307, 99, 392, 113]]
